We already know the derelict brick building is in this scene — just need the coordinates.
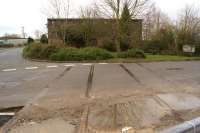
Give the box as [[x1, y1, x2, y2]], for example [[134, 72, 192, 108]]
[[47, 18, 142, 47]]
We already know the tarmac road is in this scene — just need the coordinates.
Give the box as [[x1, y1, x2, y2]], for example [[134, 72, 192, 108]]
[[1, 48, 200, 132]]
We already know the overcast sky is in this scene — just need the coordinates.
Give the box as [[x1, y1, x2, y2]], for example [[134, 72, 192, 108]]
[[0, 0, 200, 37]]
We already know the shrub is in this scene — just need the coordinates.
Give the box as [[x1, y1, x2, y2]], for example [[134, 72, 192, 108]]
[[143, 40, 169, 54], [40, 34, 48, 44], [101, 39, 116, 52], [28, 37, 34, 44], [40, 44, 60, 59], [23, 43, 60, 59], [50, 47, 83, 61], [80, 47, 113, 60], [50, 50, 67, 61], [23, 43, 42, 58], [62, 26, 86, 48], [50, 47, 113, 61], [135, 49, 146, 58], [118, 48, 146, 58], [120, 38, 131, 51]]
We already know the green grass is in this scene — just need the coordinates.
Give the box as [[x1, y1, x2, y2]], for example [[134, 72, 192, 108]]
[[103, 54, 200, 63], [145, 54, 200, 61], [23, 43, 200, 62]]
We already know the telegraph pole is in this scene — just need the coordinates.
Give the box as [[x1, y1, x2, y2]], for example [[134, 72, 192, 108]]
[[21, 26, 25, 38]]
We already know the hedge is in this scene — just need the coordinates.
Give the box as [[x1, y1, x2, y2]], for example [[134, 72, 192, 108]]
[[23, 43, 146, 61], [118, 48, 146, 58]]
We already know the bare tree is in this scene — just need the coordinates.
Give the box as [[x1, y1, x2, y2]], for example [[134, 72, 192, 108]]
[[178, 5, 200, 35], [143, 3, 172, 40], [95, 0, 150, 19], [176, 5, 200, 51], [80, 6, 99, 19], [42, 0, 70, 18], [78, 7, 100, 46], [94, 0, 150, 52]]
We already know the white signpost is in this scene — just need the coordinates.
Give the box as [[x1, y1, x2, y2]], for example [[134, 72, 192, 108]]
[[183, 45, 196, 53]]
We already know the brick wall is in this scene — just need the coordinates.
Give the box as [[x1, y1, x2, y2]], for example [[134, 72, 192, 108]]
[[48, 18, 142, 48]]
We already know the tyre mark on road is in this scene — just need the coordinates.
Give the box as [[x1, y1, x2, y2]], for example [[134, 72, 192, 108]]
[[86, 65, 94, 98], [78, 65, 94, 133], [136, 63, 170, 81], [27, 66, 73, 106], [56, 66, 72, 80], [119, 64, 141, 84], [136, 63, 179, 85]]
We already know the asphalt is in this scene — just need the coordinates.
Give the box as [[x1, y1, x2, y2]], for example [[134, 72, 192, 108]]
[[1, 48, 200, 132]]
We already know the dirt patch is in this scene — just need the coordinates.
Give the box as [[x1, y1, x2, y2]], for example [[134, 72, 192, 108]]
[[5, 93, 200, 133]]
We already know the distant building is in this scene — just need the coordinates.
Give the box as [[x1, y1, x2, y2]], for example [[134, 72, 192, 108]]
[[0, 37, 28, 46], [48, 18, 143, 48]]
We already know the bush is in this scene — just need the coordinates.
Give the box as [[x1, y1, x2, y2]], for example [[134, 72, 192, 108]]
[[50, 47, 83, 61], [23, 43, 60, 59], [23, 43, 43, 58], [50, 50, 67, 61], [61, 26, 86, 48], [120, 37, 131, 51], [28, 37, 34, 44], [101, 39, 116, 52], [23, 43, 145, 61], [118, 48, 146, 58], [40, 44, 60, 59], [40, 34, 48, 44], [50, 47, 113, 61], [80, 47, 114, 60]]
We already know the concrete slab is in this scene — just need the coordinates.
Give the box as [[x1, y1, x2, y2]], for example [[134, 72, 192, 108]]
[[158, 93, 200, 110], [30, 65, 91, 111], [85, 96, 171, 132], [45, 65, 90, 97], [91, 64, 142, 98], [0, 67, 66, 109], [124, 63, 174, 92], [9, 118, 75, 133]]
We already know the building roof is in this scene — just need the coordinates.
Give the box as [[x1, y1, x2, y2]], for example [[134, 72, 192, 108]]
[[0, 37, 27, 40], [48, 18, 143, 22]]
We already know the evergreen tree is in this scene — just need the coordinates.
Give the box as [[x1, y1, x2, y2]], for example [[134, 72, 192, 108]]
[[119, 2, 132, 50], [120, 2, 131, 35], [40, 34, 48, 44], [27, 37, 34, 44]]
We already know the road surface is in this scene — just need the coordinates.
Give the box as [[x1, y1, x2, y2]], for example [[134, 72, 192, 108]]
[[1, 48, 200, 132]]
